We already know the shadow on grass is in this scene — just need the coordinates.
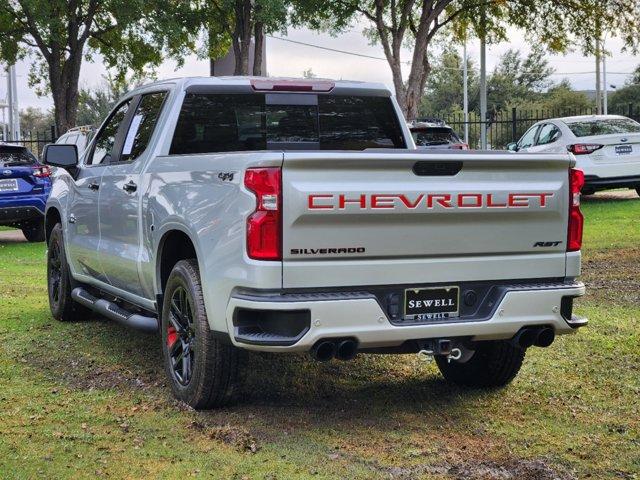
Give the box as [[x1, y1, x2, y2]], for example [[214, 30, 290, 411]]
[[26, 309, 489, 432]]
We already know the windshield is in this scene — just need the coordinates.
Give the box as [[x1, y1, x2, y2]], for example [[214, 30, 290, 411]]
[[0, 146, 37, 167], [565, 118, 640, 137], [411, 128, 460, 146]]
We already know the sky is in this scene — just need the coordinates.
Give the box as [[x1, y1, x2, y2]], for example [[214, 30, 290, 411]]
[[1, 24, 639, 113]]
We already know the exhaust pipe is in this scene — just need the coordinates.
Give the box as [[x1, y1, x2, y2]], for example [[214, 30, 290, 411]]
[[312, 341, 337, 362], [534, 327, 555, 348], [335, 340, 358, 361], [512, 328, 538, 349]]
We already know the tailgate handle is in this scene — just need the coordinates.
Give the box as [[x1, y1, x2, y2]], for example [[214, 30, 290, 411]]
[[413, 161, 462, 176]]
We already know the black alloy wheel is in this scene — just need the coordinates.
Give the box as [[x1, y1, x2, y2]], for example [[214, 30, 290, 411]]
[[166, 285, 196, 386]]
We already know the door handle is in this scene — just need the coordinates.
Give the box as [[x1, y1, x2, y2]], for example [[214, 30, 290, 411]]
[[88, 181, 100, 191], [123, 180, 137, 193]]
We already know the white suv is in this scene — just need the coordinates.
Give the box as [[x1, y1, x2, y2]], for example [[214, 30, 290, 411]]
[[55, 126, 95, 156], [509, 115, 640, 196]]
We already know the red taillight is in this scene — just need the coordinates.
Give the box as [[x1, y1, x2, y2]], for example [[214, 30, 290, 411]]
[[568, 144, 603, 155], [567, 169, 585, 252], [32, 166, 51, 178], [245, 167, 282, 260], [451, 143, 469, 150]]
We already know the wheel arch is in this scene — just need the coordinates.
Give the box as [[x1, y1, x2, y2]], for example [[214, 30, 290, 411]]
[[156, 228, 199, 296], [45, 207, 62, 244]]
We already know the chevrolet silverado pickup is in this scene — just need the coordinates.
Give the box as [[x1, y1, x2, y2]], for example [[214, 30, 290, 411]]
[[42, 77, 587, 409]]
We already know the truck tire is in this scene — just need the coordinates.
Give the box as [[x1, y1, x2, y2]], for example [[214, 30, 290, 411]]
[[435, 340, 525, 388], [47, 223, 91, 321], [22, 221, 46, 242], [161, 259, 243, 409]]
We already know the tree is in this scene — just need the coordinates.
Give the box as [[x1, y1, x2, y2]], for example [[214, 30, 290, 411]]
[[200, 0, 289, 75], [419, 46, 478, 114], [543, 80, 592, 115], [19, 106, 55, 134], [0, 1, 196, 133], [76, 74, 149, 127], [294, 0, 640, 120], [487, 46, 553, 111]]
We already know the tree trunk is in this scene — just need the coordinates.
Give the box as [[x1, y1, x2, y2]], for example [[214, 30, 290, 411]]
[[253, 21, 264, 76], [49, 53, 81, 134], [233, 0, 253, 75]]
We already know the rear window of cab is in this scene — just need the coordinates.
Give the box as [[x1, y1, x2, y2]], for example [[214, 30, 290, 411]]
[[566, 118, 640, 137], [169, 93, 406, 154]]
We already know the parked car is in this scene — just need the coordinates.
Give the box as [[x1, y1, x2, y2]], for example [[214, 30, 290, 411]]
[[508, 115, 640, 196], [42, 77, 586, 408], [410, 120, 468, 150], [55, 125, 94, 155], [0, 143, 51, 241]]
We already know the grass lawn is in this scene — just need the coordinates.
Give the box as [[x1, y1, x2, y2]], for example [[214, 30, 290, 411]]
[[0, 195, 638, 479]]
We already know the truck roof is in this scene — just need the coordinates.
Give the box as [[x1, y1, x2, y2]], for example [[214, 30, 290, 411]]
[[128, 76, 392, 97]]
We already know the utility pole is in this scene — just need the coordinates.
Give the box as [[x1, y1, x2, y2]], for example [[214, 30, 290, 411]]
[[595, 22, 602, 115], [479, 37, 487, 149], [463, 38, 469, 145], [5, 65, 20, 141], [602, 39, 608, 115]]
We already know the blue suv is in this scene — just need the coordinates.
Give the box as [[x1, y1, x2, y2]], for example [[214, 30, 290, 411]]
[[0, 143, 51, 242]]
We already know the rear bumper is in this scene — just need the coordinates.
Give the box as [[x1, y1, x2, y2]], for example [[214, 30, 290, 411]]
[[224, 281, 587, 352], [583, 174, 640, 191], [0, 192, 48, 226], [0, 205, 45, 225]]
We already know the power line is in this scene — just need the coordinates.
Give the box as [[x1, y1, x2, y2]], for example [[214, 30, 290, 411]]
[[268, 35, 635, 77]]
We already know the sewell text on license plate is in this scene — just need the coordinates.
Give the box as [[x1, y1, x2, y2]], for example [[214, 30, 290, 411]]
[[404, 286, 460, 320], [0, 179, 18, 192], [615, 144, 632, 155]]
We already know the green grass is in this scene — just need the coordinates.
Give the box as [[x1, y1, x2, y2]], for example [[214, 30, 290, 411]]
[[0, 197, 639, 479]]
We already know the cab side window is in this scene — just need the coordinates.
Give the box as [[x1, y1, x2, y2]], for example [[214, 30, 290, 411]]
[[87, 100, 131, 166], [536, 124, 561, 146], [518, 125, 539, 150], [120, 92, 167, 163]]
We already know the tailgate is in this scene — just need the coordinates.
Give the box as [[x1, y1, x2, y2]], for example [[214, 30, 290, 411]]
[[281, 151, 572, 288]]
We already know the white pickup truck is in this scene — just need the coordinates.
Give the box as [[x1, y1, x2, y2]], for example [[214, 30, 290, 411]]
[[42, 77, 587, 409]]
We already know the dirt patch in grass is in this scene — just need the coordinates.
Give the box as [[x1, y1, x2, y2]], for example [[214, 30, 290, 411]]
[[188, 420, 259, 453], [385, 458, 576, 480], [581, 248, 640, 304]]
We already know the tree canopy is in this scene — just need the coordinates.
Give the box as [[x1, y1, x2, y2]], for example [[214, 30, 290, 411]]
[[294, 0, 640, 120], [0, 0, 196, 132]]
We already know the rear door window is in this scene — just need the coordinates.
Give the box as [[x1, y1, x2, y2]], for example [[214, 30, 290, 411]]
[[120, 92, 167, 162], [170, 93, 405, 154], [565, 118, 640, 137]]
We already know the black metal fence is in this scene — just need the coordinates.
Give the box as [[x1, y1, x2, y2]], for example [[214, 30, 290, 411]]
[[422, 104, 640, 150], [0, 126, 57, 159]]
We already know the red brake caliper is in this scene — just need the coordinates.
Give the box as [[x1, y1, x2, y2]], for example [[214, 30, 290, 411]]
[[167, 326, 178, 348]]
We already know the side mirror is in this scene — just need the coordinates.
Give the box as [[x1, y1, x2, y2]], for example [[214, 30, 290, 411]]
[[42, 144, 78, 169], [506, 142, 519, 152]]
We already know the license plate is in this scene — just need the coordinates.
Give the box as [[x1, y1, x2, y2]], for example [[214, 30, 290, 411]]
[[615, 145, 632, 155], [0, 179, 18, 192], [404, 286, 460, 320]]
